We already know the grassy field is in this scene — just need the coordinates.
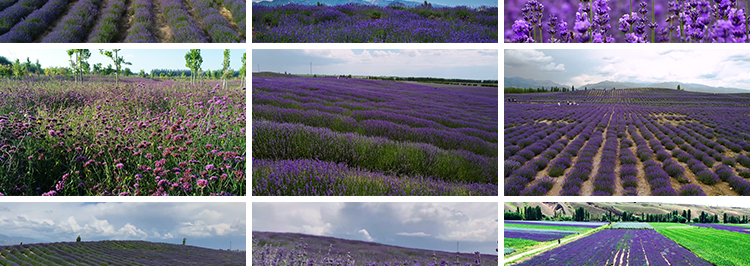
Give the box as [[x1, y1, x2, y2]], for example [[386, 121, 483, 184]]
[[651, 222, 750, 266]]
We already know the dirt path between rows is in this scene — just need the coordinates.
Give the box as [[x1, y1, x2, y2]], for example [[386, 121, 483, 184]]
[[152, 0, 171, 42], [115, 0, 135, 42], [581, 108, 613, 196]]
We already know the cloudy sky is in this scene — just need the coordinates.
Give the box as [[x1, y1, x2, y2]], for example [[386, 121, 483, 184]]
[[252, 0, 496, 7], [505, 49, 750, 90], [0, 203, 246, 250], [0, 49, 245, 73], [253, 49, 498, 80], [252, 202, 498, 254]]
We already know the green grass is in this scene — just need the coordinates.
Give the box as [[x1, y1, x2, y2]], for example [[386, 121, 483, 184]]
[[504, 223, 593, 232], [650, 222, 750, 266], [504, 238, 538, 250]]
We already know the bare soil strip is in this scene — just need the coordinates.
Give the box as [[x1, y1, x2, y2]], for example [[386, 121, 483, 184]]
[[115, 0, 134, 42], [152, 0, 171, 42]]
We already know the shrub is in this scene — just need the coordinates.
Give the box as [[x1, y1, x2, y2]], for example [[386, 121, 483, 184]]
[[739, 169, 750, 179], [536, 176, 555, 190], [723, 157, 737, 166], [715, 165, 734, 181], [664, 163, 685, 178], [76, 235, 81, 242], [737, 154, 750, 168], [696, 169, 720, 185], [520, 184, 548, 196], [655, 150, 671, 161], [678, 184, 706, 196], [622, 187, 638, 196], [504, 160, 521, 177]]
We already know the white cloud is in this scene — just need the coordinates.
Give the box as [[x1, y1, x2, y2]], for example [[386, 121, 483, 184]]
[[358, 229, 374, 241], [505, 49, 565, 72], [396, 232, 431, 237]]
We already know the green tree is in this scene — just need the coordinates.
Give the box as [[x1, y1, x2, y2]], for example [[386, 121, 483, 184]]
[[182, 238, 186, 245], [12, 59, 27, 79], [185, 49, 203, 84], [221, 49, 232, 89], [139, 69, 146, 78], [240, 52, 246, 85], [93, 63, 103, 75], [99, 49, 131, 86], [677, 84, 681, 91], [76, 236, 81, 242]]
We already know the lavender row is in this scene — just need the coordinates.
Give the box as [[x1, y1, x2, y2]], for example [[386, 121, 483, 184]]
[[253, 104, 496, 157], [253, 120, 497, 185], [515, 229, 711, 265], [184, 0, 241, 42], [157, 0, 208, 42], [0, 0, 66, 42], [504, 228, 576, 242], [252, 158, 497, 196], [0, 0, 46, 35], [255, 77, 497, 134], [691, 223, 750, 234], [216, 0, 245, 35], [505, 220, 605, 228], [123, 0, 158, 42], [40, 0, 100, 42], [0, 0, 17, 10], [592, 112, 619, 196], [87, 0, 127, 42]]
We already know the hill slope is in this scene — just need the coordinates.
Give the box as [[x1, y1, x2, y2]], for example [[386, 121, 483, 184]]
[[253, 231, 498, 265], [0, 240, 245, 265]]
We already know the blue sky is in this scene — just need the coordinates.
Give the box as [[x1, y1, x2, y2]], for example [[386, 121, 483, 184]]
[[0, 203, 246, 250], [252, 0, 497, 7], [505, 49, 750, 90], [253, 49, 498, 80], [253, 202, 498, 254], [0, 49, 246, 73]]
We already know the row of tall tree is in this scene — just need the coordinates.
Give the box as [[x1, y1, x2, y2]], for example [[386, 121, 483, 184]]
[[0, 50, 247, 87], [506, 206, 750, 224]]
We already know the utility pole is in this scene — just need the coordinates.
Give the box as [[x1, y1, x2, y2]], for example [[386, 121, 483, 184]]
[[257, 64, 260, 72]]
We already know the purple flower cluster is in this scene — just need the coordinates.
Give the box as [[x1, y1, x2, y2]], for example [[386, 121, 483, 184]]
[[504, 227, 577, 242], [505, 88, 750, 196], [0, 240, 244, 265], [691, 223, 750, 234], [515, 229, 711, 265], [253, 232, 497, 266], [253, 159, 496, 196], [123, 0, 157, 42], [0, 0, 68, 42], [0, 78, 245, 196], [86, 0, 128, 42], [40, 0, 100, 42], [216, 0, 246, 35], [0, 0, 47, 35], [253, 76, 497, 195], [506, 0, 750, 43], [184, 0, 242, 42], [157, 0, 209, 42], [253, 4, 498, 43]]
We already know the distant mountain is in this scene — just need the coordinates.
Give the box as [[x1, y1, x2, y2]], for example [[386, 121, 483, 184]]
[[580, 80, 749, 94], [504, 77, 565, 89], [0, 234, 41, 246], [579, 80, 647, 90], [646, 81, 749, 94], [253, 0, 445, 7]]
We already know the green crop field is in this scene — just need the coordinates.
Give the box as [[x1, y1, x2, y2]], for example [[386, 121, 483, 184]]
[[651, 223, 750, 266], [504, 238, 539, 250]]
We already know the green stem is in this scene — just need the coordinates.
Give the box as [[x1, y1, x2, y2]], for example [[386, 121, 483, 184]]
[[746, 0, 749, 43], [652, 0, 655, 43]]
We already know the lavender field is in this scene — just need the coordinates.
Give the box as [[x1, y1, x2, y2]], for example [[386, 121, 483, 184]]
[[0, 0, 245, 43], [0, 241, 245, 265], [253, 232, 497, 266], [505, 88, 750, 196], [252, 4, 498, 42], [512, 228, 711, 265], [506, 0, 750, 43], [0, 78, 245, 196], [252, 75, 498, 196]]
